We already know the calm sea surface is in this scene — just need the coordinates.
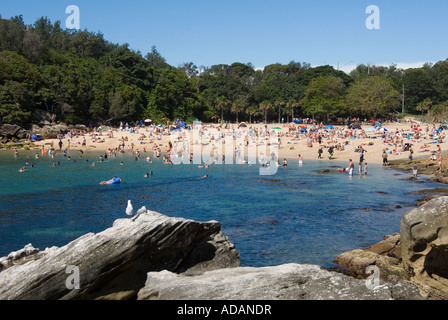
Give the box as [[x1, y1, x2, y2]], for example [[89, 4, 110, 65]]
[[0, 150, 440, 268]]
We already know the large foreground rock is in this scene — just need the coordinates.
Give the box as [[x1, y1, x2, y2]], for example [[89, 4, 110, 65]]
[[0, 211, 239, 300], [137, 263, 422, 300], [401, 196, 448, 299]]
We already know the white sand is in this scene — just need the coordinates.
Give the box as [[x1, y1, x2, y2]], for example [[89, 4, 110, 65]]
[[33, 121, 447, 166]]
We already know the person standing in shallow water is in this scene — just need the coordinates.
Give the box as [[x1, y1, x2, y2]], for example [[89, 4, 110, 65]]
[[382, 149, 388, 166], [348, 159, 354, 176]]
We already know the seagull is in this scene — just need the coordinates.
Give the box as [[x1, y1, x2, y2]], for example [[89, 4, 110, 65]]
[[126, 200, 134, 218], [136, 206, 147, 215], [132, 206, 147, 221]]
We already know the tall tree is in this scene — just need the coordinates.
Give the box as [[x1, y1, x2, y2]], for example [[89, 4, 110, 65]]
[[300, 76, 346, 122], [231, 98, 245, 123], [259, 100, 272, 123], [346, 76, 400, 119]]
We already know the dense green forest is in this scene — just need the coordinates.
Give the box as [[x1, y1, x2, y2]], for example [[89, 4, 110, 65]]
[[0, 16, 447, 127]]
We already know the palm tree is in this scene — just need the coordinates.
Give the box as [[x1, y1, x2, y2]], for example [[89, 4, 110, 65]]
[[215, 96, 230, 123], [259, 100, 272, 123], [231, 99, 245, 123], [246, 106, 258, 123], [275, 100, 285, 123], [416, 98, 432, 116], [287, 100, 299, 122]]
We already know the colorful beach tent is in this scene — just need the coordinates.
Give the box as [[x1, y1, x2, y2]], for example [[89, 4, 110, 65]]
[[324, 125, 334, 130], [31, 134, 44, 141]]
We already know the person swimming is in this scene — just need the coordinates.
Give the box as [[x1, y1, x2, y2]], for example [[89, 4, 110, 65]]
[[100, 176, 121, 185]]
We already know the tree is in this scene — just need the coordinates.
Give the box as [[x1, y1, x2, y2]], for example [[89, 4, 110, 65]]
[[145, 45, 169, 69], [259, 100, 272, 123], [108, 84, 145, 123], [245, 106, 258, 123], [215, 96, 231, 122], [428, 60, 448, 104], [0, 80, 33, 125], [274, 100, 285, 123], [416, 98, 433, 116], [300, 76, 346, 122], [286, 100, 299, 122], [145, 67, 209, 123], [430, 101, 448, 122], [346, 76, 400, 119], [179, 62, 198, 78], [0, 51, 40, 125], [403, 68, 437, 113], [231, 98, 245, 123]]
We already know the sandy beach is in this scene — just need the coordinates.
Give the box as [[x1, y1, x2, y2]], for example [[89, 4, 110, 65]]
[[31, 120, 448, 167]]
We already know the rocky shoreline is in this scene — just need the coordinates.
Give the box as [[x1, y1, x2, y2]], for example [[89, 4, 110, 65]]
[[331, 159, 448, 300], [2, 199, 447, 300]]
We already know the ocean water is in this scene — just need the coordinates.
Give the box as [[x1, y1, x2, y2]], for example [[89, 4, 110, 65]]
[[0, 150, 440, 268]]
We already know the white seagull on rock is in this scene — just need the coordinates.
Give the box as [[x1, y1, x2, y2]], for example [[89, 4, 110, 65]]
[[132, 206, 147, 221], [126, 200, 134, 218]]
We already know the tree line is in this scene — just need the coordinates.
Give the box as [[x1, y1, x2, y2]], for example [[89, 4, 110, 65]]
[[0, 16, 447, 127]]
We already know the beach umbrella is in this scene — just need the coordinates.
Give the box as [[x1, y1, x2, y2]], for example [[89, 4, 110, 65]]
[[377, 127, 388, 132], [366, 128, 376, 132], [240, 122, 248, 128], [294, 119, 301, 124], [298, 125, 307, 129], [325, 125, 334, 130], [300, 128, 307, 133], [144, 119, 152, 123], [374, 121, 382, 127], [273, 127, 281, 130]]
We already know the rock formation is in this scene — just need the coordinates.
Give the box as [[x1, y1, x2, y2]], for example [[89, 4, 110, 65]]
[[0, 123, 32, 143], [401, 196, 448, 300], [0, 207, 429, 301], [137, 263, 422, 300], [0, 211, 240, 300], [334, 234, 406, 282], [334, 196, 448, 300]]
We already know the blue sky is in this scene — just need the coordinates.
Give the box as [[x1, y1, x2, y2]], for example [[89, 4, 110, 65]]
[[1, 0, 447, 72]]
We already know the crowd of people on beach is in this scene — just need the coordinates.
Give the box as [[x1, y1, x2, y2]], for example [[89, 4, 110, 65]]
[[11, 117, 447, 181]]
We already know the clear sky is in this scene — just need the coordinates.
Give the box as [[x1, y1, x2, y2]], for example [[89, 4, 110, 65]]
[[1, 0, 447, 72]]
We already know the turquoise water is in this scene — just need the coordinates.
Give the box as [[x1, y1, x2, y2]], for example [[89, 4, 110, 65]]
[[0, 150, 440, 267]]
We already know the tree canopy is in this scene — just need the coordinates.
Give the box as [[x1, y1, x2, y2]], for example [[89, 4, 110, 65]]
[[0, 15, 447, 127]]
